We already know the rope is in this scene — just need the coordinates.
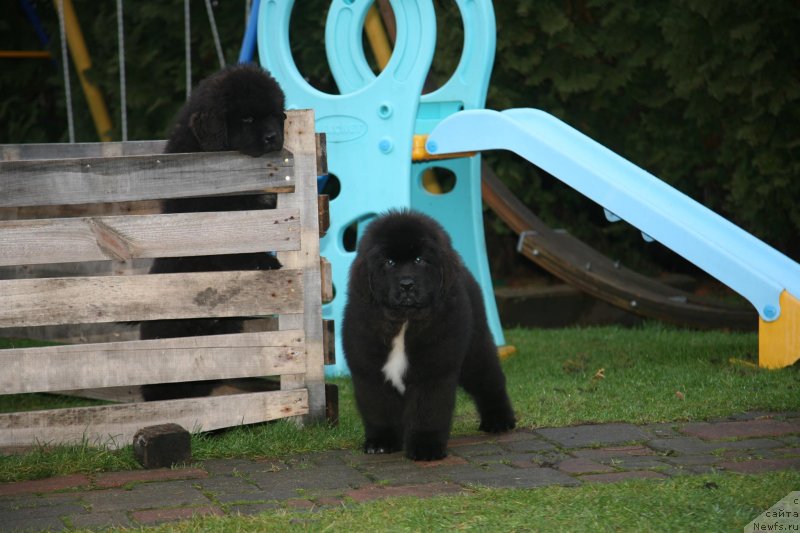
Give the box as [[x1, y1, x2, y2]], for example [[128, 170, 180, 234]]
[[116, 0, 128, 141], [184, 0, 191, 100], [56, 0, 75, 143], [205, 0, 226, 69]]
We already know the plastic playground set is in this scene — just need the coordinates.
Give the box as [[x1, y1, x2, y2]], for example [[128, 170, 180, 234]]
[[253, 0, 799, 372], [14, 0, 800, 372]]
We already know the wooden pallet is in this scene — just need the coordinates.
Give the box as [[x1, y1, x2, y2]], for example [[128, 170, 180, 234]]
[[0, 110, 331, 448]]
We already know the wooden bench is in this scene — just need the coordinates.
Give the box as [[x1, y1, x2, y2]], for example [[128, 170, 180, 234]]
[[0, 109, 330, 448]]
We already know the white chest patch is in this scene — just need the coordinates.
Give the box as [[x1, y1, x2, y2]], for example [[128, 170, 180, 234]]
[[382, 322, 409, 394]]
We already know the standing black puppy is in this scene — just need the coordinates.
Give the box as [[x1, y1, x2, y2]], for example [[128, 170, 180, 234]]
[[140, 64, 286, 401], [342, 210, 516, 461]]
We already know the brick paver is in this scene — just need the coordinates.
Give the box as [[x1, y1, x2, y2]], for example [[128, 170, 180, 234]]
[[69, 511, 134, 530], [571, 444, 656, 460], [557, 457, 615, 474], [681, 419, 800, 440], [346, 482, 466, 503], [716, 457, 800, 474], [81, 480, 209, 513], [579, 470, 668, 483], [0, 473, 90, 496], [537, 423, 650, 448], [94, 467, 208, 489], [0, 412, 796, 530], [131, 505, 224, 525]]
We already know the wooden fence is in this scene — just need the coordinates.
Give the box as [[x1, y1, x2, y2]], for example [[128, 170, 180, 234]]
[[0, 109, 330, 448]]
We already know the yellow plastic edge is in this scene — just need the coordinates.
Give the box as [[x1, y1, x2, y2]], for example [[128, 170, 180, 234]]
[[498, 345, 517, 361], [759, 290, 800, 369], [412, 134, 477, 162]]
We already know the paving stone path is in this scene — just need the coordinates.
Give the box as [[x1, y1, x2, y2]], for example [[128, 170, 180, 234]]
[[1, 412, 798, 531]]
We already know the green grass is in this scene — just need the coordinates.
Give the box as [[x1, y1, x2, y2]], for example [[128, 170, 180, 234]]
[[495, 325, 798, 427], [1, 324, 798, 483], [74, 471, 800, 532]]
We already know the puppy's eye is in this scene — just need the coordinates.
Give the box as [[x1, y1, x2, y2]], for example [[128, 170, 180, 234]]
[[413, 256, 423, 264], [385, 259, 395, 267], [242, 116, 254, 124]]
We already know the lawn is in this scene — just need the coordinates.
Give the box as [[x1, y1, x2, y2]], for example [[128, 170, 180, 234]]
[[90, 470, 800, 532], [1, 323, 797, 484], [497, 325, 797, 427]]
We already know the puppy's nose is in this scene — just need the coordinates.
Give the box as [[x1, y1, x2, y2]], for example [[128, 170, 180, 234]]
[[398, 278, 415, 292], [263, 132, 278, 145]]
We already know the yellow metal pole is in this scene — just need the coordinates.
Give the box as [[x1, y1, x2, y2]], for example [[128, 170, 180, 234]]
[[364, 6, 392, 69], [54, 0, 114, 142]]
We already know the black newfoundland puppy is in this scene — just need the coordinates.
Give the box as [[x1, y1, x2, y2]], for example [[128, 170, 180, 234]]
[[163, 63, 285, 157], [343, 210, 516, 461], [139, 64, 286, 401]]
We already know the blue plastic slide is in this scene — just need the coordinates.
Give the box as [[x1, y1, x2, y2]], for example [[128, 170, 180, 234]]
[[426, 109, 800, 367]]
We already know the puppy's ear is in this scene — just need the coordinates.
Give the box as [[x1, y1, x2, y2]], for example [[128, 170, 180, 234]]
[[439, 248, 461, 296], [189, 109, 228, 151], [433, 231, 461, 296], [348, 251, 374, 302]]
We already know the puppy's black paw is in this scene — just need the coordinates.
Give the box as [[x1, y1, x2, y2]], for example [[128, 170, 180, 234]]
[[363, 428, 402, 454], [479, 413, 516, 434], [405, 446, 447, 462], [363, 440, 401, 454], [405, 432, 448, 461]]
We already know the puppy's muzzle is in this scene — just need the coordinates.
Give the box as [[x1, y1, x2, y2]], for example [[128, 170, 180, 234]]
[[393, 277, 420, 307], [398, 278, 415, 293], [263, 131, 281, 150]]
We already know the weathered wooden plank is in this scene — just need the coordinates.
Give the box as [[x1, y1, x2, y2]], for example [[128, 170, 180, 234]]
[[0, 200, 164, 222], [57, 386, 144, 403], [0, 322, 141, 344], [0, 269, 303, 328], [1, 140, 167, 161], [0, 259, 153, 280], [0, 150, 294, 208], [323, 319, 336, 366], [0, 208, 301, 266], [278, 109, 327, 423], [315, 133, 328, 176], [320, 257, 333, 303], [318, 194, 330, 237], [0, 330, 306, 394], [0, 389, 308, 448], [277, 126, 308, 412], [57, 377, 280, 403]]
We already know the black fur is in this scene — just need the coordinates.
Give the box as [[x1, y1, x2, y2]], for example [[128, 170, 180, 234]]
[[140, 64, 286, 401], [164, 63, 286, 156], [342, 210, 515, 461]]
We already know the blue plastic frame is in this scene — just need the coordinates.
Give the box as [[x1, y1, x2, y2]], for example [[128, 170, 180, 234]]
[[318, 0, 505, 372], [258, 0, 439, 375], [258, 0, 508, 375]]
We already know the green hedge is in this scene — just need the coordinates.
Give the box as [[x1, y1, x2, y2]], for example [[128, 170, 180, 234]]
[[2, 0, 797, 263], [477, 0, 800, 264]]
